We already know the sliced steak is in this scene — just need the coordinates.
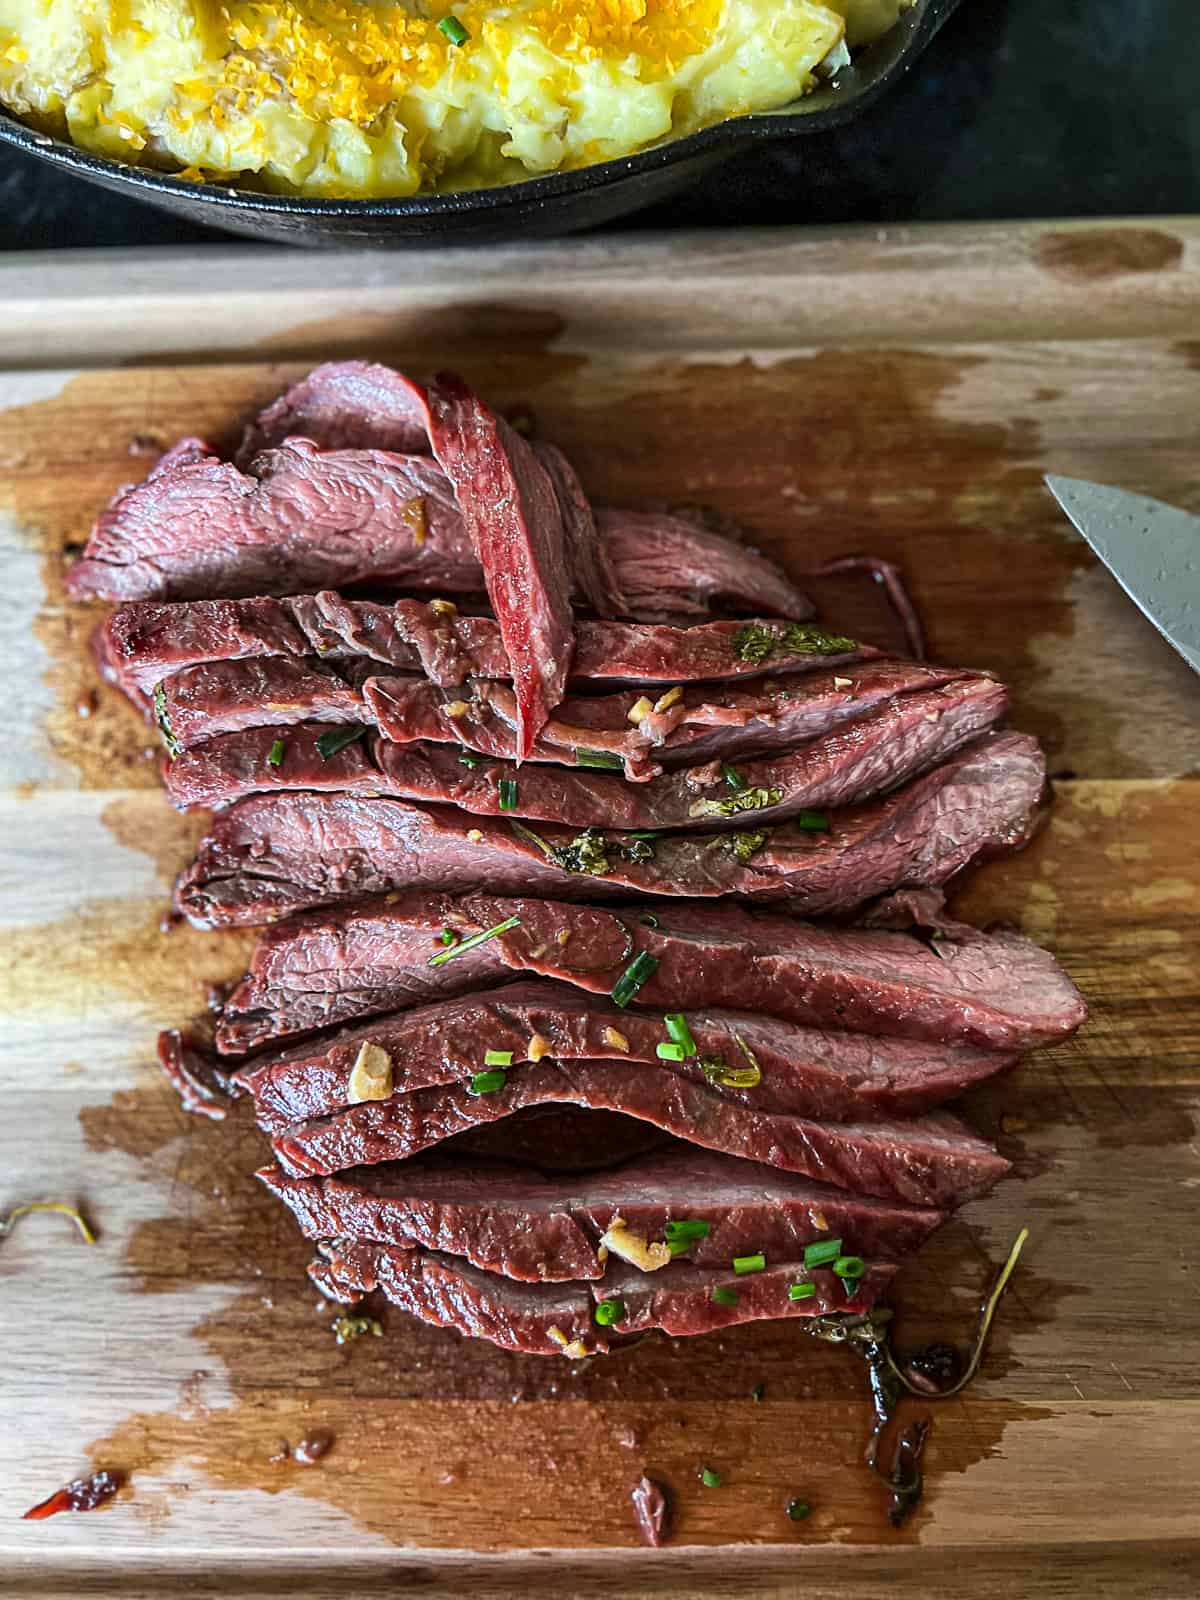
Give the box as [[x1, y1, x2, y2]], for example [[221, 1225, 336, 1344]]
[[158, 657, 369, 748], [162, 677, 1008, 828], [259, 1145, 945, 1280], [533, 440, 625, 618], [101, 593, 865, 701], [175, 732, 1046, 929], [310, 1240, 895, 1351], [424, 373, 574, 752], [235, 979, 1015, 1135], [216, 891, 1085, 1059], [273, 1059, 1010, 1207], [238, 361, 433, 462]]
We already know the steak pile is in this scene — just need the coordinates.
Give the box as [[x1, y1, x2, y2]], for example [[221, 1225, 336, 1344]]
[[71, 361, 1086, 1359]]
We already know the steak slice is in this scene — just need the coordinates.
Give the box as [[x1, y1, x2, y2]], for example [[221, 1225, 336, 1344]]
[[310, 1240, 895, 1351], [273, 1059, 1010, 1207], [161, 677, 1008, 827], [217, 891, 1085, 1061], [100, 593, 865, 700], [259, 1145, 945, 1280], [424, 373, 575, 753], [174, 732, 1046, 929], [533, 440, 625, 618], [239, 360, 434, 462]]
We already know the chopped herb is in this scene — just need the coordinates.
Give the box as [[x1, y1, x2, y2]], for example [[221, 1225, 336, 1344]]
[[152, 682, 180, 759], [611, 950, 659, 1008], [834, 1255, 866, 1280], [630, 831, 662, 841], [711, 1285, 739, 1307], [795, 810, 830, 832], [728, 829, 769, 865], [785, 1497, 811, 1521], [732, 622, 858, 666], [458, 751, 481, 769], [438, 13, 470, 44], [468, 1069, 507, 1095], [625, 837, 656, 864], [664, 1013, 697, 1056], [0, 1200, 96, 1246], [512, 820, 613, 876], [267, 738, 286, 768], [751, 1382, 766, 1402], [315, 724, 366, 760], [722, 762, 746, 791], [700, 1467, 722, 1488], [788, 1282, 817, 1301], [594, 1297, 625, 1326], [498, 777, 518, 811], [484, 1049, 514, 1067], [439, 928, 458, 947], [576, 748, 623, 770], [803, 1237, 844, 1268], [427, 914, 521, 967], [733, 1253, 766, 1276], [639, 913, 659, 928], [667, 1238, 695, 1256], [691, 786, 784, 820], [699, 1056, 761, 1090], [332, 1314, 382, 1345], [656, 1041, 686, 1061], [664, 1219, 711, 1242]]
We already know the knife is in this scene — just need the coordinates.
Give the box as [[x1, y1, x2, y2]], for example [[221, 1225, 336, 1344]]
[[1043, 475, 1200, 676]]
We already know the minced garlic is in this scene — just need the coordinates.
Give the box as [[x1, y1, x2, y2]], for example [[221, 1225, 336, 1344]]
[[347, 1041, 393, 1103], [602, 1026, 630, 1053], [600, 1216, 670, 1273], [528, 1032, 552, 1062], [627, 696, 654, 724], [653, 686, 683, 713]]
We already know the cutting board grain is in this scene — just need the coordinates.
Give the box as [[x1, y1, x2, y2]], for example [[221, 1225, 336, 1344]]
[[0, 220, 1197, 1599]]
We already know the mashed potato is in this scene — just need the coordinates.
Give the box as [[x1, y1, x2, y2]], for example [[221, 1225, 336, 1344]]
[[0, 1, 911, 197]]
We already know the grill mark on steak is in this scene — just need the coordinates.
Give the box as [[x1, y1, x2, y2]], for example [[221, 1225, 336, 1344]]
[[258, 1145, 946, 1281], [309, 1240, 896, 1351], [233, 979, 1017, 1133], [161, 677, 1009, 828], [174, 731, 1046, 929], [273, 1059, 1010, 1207]]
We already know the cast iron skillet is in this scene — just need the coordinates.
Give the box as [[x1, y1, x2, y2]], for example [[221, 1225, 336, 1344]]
[[0, 0, 960, 246]]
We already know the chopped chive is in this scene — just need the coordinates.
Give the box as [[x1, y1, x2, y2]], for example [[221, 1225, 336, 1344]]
[[833, 1255, 866, 1280], [629, 831, 662, 841], [722, 762, 746, 792], [576, 748, 623, 770], [711, 1286, 739, 1307], [315, 724, 366, 761], [594, 1297, 625, 1326], [639, 913, 659, 928], [664, 1013, 697, 1056], [668, 1238, 694, 1256], [788, 1282, 816, 1301], [700, 1467, 722, 1489], [484, 1049, 514, 1067], [610, 950, 659, 1008], [794, 809, 830, 832], [428, 914, 521, 967], [438, 14, 470, 45], [439, 928, 458, 947], [267, 738, 286, 768], [785, 1497, 811, 1521], [803, 1237, 843, 1269], [751, 1382, 765, 1402], [498, 777, 518, 811], [467, 1069, 506, 1095], [458, 750, 480, 769], [733, 1253, 766, 1276], [656, 1041, 686, 1061], [663, 1219, 711, 1242]]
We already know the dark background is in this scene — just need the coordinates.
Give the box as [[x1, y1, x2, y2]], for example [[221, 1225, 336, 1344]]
[[1, 0, 1196, 248]]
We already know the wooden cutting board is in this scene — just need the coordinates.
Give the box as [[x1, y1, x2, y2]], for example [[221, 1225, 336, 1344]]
[[1, 219, 1198, 1599]]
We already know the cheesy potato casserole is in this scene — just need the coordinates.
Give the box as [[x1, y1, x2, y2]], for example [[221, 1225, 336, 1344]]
[[0, 1, 912, 197]]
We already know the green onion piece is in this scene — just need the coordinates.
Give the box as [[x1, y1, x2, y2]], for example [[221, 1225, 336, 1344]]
[[428, 914, 520, 968], [664, 1013, 697, 1056], [639, 913, 659, 928], [629, 831, 661, 841], [751, 1382, 765, 1402], [841, 1276, 861, 1301], [833, 1254, 866, 1280], [663, 1219, 711, 1242], [594, 1297, 625, 1326], [152, 682, 180, 760], [467, 1069, 506, 1095], [315, 724, 366, 761], [668, 1237, 694, 1256], [576, 748, 623, 770], [803, 1237, 843, 1269], [458, 751, 480, 769], [439, 928, 457, 947], [267, 738, 286, 768], [711, 1286, 739, 1307], [722, 762, 746, 792], [438, 14, 470, 45], [610, 950, 659, 1008], [733, 1253, 766, 1276], [720, 1065, 761, 1089], [498, 777, 518, 811], [794, 809, 830, 832], [785, 1497, 811, 1521], [788, 1282, 816, 1302], [484, 1049, 514, 1067], [700, 1467, 722, 1489], [656, 1041, 686, 1062]]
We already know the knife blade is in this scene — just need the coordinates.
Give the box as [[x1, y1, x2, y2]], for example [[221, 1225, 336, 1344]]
[[1043, 475, 1200, 676]]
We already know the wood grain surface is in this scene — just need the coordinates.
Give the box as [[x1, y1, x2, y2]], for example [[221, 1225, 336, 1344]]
[[0, 219, 1197, 1598]]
